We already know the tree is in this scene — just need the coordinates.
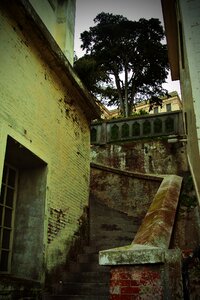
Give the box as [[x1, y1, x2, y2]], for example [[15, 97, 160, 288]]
[[74, 12, 169, 117]]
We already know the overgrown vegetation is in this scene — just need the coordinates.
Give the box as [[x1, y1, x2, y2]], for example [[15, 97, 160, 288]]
[[180, 174, 197, 210]]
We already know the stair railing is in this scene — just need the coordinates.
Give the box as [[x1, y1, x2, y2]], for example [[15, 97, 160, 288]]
[[99, 174, 183, 299]]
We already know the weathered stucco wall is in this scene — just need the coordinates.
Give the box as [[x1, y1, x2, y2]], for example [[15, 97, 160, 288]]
[[0, 7, 90, 283], [90, 164, 161, 220], [178, 0, 200, 205], [29, 0, 56, 36], [29, 0, 76, 64], [91, 139, 188, 175]]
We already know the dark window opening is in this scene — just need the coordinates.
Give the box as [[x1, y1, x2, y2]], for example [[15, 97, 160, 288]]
[[0, 164, 18, 272], [154, 107, 159, 114], [111, 124, 119, 140], [154, 118, 163, 134], [143, 120, 151, 135], [91, 128, 97, 143], [132, 122, 140, 136], [166, 103, 172, 112], [122, 123, 129, 138], [165, 117, 175, 133]]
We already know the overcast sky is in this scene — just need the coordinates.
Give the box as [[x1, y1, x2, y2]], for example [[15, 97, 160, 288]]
[[74, 0, 181, 96]]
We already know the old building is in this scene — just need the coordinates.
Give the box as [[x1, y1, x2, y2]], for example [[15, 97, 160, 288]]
[[161, 0, 200, 203], [135, 91, 182, 115], [101, 91, 182, 119], [0, 0, 99, 297]]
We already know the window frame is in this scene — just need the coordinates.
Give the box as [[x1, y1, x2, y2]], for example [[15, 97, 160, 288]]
[[154, 107, 159, 114], [166, 103, 172, 112], [0, 163, 18, 273]]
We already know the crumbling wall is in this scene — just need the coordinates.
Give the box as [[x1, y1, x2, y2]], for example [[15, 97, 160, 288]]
[[90, 164, 161, 220], [91, 138, 188, 175]]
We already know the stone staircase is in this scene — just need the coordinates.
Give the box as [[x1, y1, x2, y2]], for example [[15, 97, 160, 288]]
[[89, 197, 141, 250], [45, 198, 141, 299]]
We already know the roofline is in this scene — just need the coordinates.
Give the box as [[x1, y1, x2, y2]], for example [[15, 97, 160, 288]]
[[161, 0, 180, 80], [1, 0, 101, 120]]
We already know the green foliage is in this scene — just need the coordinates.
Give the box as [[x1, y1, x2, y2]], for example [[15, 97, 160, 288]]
[[180, 174, 197, 210], [74, 55, 110, 94], [75, 12, 169, 117], [138, 109, 148, 116], [181, 194, 197, 208], [132, 109, 149, 117]]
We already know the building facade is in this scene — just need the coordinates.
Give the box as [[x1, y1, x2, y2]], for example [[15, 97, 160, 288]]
[[0, 0, 99, 296], [161, 0, 200, 204], [101, 91, 182, 119], [29, 0, 76, 65], [133, 91, 182, 115]]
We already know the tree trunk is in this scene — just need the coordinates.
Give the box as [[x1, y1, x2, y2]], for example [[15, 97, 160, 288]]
[[129, 81, 136, 116], [113, 71, 124, 115], [124, 62, 129, 117]]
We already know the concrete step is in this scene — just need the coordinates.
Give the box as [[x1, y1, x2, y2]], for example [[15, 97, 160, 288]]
[[44, 295, 108, 300], [90, 233, 136, 241], [90, 224, 139, 231], [77, 253, 99, 263], [90, 215, 140, 225], [69, 261, 109, 272], [90, 237, 133, 249], [82, 245, 98, 254], [90, 201, 140, 221], [61, 271, 110, 283], [89, 234, 137, 243], [45, 197, 142, 299], [61, 282, 109, 295]]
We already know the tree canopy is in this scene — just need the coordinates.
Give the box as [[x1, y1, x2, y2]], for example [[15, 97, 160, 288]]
[[74, 12, 169, 117]]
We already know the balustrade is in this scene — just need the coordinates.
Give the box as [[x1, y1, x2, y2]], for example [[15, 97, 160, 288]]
[[91, 111, 184, 144]]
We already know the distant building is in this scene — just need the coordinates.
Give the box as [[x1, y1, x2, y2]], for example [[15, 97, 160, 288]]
[[161, 0, 200, 204], [101, 91, 182, 119], [133, 91, 182, 115]]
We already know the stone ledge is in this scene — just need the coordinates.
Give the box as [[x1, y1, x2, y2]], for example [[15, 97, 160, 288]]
[[99, 244, 165, 265], [99, 244, 182, 266]]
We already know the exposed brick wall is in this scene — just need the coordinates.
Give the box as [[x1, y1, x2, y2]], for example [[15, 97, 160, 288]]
[[110, 266, 163, 300], [0, 8, 91, 280], [106, 249, 183, 299]]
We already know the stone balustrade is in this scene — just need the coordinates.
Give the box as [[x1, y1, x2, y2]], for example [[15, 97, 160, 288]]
[[91, 110, 184, 144]]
